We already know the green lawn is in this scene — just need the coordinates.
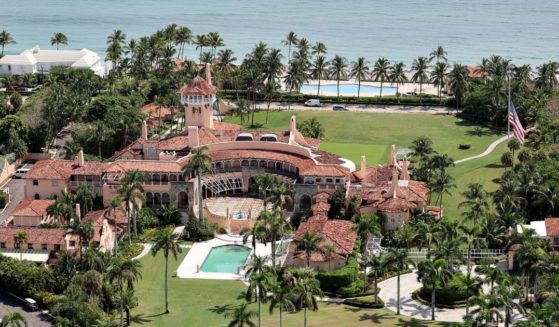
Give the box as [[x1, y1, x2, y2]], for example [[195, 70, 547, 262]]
[[133, 251, 454, 327], [224, 110, 502, 167]]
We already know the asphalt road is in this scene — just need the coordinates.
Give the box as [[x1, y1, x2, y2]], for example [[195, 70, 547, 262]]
[[0, 293, 51, 326], [0, 178, 25, 224]]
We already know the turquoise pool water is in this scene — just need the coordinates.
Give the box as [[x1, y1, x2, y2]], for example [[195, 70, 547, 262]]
[[301, 83, 397, 96], [200, 245, 252, 273]]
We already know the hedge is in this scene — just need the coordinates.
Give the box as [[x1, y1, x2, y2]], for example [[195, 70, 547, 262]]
[[0, 255, 62, 300], [344, 296, 385, 309], [412, 289, 468, 309], [316, 256, 358, 293], [219, 90, 456, 107]]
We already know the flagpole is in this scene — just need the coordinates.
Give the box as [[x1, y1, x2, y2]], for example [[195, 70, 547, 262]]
[[507, 75, 511, 138]]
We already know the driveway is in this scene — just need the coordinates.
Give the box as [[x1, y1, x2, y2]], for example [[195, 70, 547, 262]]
[[0, 178, 25, 224], [0, 292, 51, 326], [253, 102, 458, 115]]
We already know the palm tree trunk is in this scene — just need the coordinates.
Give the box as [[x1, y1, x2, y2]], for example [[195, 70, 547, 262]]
[[396, 273, 401, 315], [126, 307, 131, 326], [98, 141, 102, 158], [197, 171, 204, 220], [165, 255, 169, 313], [431, 287, 436, 320], [419, 83, 423, 104], [114, 209, 118, 255], [304, 307, 307, 327], [271, 236, 276, 267], [374, 277, 378, 303], [119, 276, 124, 326], [380, 79, 383, 98], [397, 84, 400, 104], [317, 74, 322, 98], [258, 292, 261, 327], [127, 207, 131, 245], [357, 77, 361, 99], [279, 305, 283, 327], [337, 78, 340, 101]]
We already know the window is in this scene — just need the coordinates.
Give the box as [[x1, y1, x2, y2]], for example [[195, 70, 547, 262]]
[[27, 243, 33, 250], [554, 237, 559, 247], [34, 194, 40, 200], [51, 180, 58, 187], [69, 240, 76, 247], [315, 178, 322, 183], [335, 179, 341, 183], [326, 178, 333, 183], [33, 180, 39, 186], [14, 243, 20, 249], [41, 244, 47, 250], [54, 244, 61, 251], [0, 242, 5, 249]]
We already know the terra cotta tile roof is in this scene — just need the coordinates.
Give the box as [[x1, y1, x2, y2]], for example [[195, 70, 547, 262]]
[[545, 218, 559, 237], [180, 76, 218, 96], [0, 226, 66, 244], [11, 199, 54, 217], [23, 160, 107, 180]]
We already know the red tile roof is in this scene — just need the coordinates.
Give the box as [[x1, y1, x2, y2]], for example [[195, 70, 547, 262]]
[[83, 208, 128, 242], [545, 218, 559, 237], [311, 202, 331, 214], [0, 227, 66, 244], [105, 161, 183, 173], [11, 200, 54, 217], [291, 219, 357, 262], [140, 103, 178, 118], [373, 197, 417, 213], [24, 160, 106, 180], [180, 76, 217, 96]]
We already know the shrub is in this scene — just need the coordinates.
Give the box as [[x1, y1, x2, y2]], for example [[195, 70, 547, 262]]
[[0, 255, 61, 298], [344, 296, 385, 309], [0, 192, 9, 209], [316, 256, 358, 293], [183, 218, 217, 241], [416, 274, 474, 306], [120, 243, 144, 259], [412, 290, 468, 308], [32, 290, 64, 310], [458, 144, 471, 150]]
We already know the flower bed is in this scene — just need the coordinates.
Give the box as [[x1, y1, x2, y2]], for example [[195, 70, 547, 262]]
[[344, 296, 385, 309]]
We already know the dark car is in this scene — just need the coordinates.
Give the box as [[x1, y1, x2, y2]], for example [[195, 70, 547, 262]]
[[332, 104, 348, 111]]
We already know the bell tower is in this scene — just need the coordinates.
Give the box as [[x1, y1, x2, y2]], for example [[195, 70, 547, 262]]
[[180, 63, 217, 129]]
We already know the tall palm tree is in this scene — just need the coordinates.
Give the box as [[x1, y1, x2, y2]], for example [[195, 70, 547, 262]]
[[183, 145, 213, 221], [417, 258, 452, 320], [371, 57, 391, 98], [268, 273, 296, 327], [292, 269, 323, 327], [411, 56, 430, 103], [207, 31, 224, 62], [106, 196, 121, 256], [469, 293, 504, 326], [350, 57, 370, 99], [459, 225, 486, 278], [459, 183, 489, 224], [217, 49, 237, 74], [224, 302, 257, 327], [455, 273, 483, 316], [0, 311, 28, 327], [293, 231, 324, 268], [327, 55, 348, 101], [416, 220, 440, 259], [534, 61, 559, 92], [429, 170, 456, 209], [385, 248, 413, 315], [174, 26, 192, 59], [352, 213, 380, 289], [260, 208, 287, 266], [429, 45, 448, 64], [252, 174, 279, 207], [368, 252, 385, 304], [430, 62, 448, 103], [495, 282, 524, 327], [75, 183, 96, 217], [389, 62, 408, 103], [151, 227, 182, 314], [311, 55, 328, 97], [447, 63, 470, 108], [118, 171, 145, 242], [245, 271, 270, 327], [193, 34, 209, 64], [13, 231, 27, 261], [89, 121, 114, 158], [283, 59, 307, 110], [50, 32, 68, 50], [107, 257, 142, 326], [241, 222, 267, 258], [107, 29, 126, 45], [281, 32, 299, 64], [311, 42, 327, 58], [106, 41, 123, 72], [0, 30, 16, 57]]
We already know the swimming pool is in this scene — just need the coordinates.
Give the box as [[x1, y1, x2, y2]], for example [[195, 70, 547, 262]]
[[200, 245, 252, 273], [300, 83, 397, 96]]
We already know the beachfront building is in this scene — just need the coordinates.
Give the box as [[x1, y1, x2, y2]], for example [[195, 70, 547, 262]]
[[17, 64, 429, 267], [0, 46, 107, 76]]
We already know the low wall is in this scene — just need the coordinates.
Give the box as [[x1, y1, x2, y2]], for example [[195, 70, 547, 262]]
[[205, 207, 256, 234]]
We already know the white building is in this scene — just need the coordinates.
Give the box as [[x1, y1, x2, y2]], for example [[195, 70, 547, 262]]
[[0, 46, 107, 76]]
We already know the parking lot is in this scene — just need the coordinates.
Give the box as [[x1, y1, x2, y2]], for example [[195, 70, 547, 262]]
[[0, 293, 51, 326]]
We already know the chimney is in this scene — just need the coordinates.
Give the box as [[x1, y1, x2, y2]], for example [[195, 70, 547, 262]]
[[188, 126, 200, 148], [141, 120, 148, 141], [400, 160, 410, 180], [76, 150, 84, 167], [360, 155, 367, 174], [388, 144, 396, 166], [75, 203, 81, 220], [205, 63, 212, 85], [290, 115, 297, 134], [391, 166, 401, 199]]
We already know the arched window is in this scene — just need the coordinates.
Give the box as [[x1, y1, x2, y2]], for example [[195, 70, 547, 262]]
[[34, 194, 40, 200], [161, 174, 169, 184], [259, 160, 267, 168], [153, 193, 161, 206], [169, 174, 177, 182], [215, 162, 223, 169], [250, 160, 258, 167], [241, 160, 249, 167], [162, 193, 170, 205], [146, 192, 153, 206], [275, 162, 282, 171], [153, 174, 160, 184]]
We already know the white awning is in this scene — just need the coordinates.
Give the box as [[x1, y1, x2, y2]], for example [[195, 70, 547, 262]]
[[0, 250, 49, 263]]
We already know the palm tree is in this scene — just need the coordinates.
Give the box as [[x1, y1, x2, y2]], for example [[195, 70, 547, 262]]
[[207, 31, 224, 62], [13, 231, 27, 261], [430, 62, 448, 103], [429, 45, 448, 64], [368, 252, 385, 304], [268, 275, 296, 327], [469, 293, 504, 326], [68, 218, 94, 259], [217, 49, 237, 74], [233, 98, 250, 126], [371, 57, 391, 98], [447, 63, 470, 108], [0, 311, 28, 327], [292, 269, 323, 327], [224, 302, 257, 327], [311, 42, 327, 58], [411, 56, 430, 103], [350, 57, 370, 99], [106, 197, 121, 256], [459, 225, 486, 278], [534, 61, 559, 92], [495, 282, 524, 327], [389, 62, 408, 103], [107, 257, 142, 327], [89, 121, 114, 158], [245, 271, 270, 327], [416, 220, 440, 259], [410, 136, 435, 162], [294, 231, 324, 268], [174, 26, 192, 59], [352, 213, 380, 289], [193, 34, 209, 64], [241, 222, 267, 257], [252, 174, 279, 207], [50, 32, 68, 50], [283, 60, 307, 110], [429, 170, 456, 209], [385, 248, 413, 315], [455, 273, 483, 316], [118, 171, 145, 242], [417, 258, 452, 320], [75, 183, 96, 217], [281, 32, 299, 64], [311, 55, 328, 97], [459, 183, 489, 224], [151, 227, 182, 314], [299, 117, 325, 139], [260, 208, 287, 266], [183, 146, 213, 221], [0, 30, 16, 57], [106, 41, 123, 72], [327, 55, 348, 101]]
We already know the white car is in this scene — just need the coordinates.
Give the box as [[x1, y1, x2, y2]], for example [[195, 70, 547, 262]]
[[304, 99, 321, 107]]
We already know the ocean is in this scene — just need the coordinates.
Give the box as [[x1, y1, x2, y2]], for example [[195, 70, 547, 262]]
[[1, 0, 558, 66]]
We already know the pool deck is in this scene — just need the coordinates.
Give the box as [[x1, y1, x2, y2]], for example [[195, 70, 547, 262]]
[[176, 234, 272, 280], [300, 78, 438, 97]]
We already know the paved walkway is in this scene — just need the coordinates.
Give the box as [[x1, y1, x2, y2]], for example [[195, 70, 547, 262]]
[[455, 134, 510, 165], [131, 243, 151, 261], [0, 292, 51, 327], [0, 179, 25, 224]]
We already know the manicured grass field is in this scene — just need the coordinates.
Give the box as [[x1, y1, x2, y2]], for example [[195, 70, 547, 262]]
[[133, 251, 454, 326], [224, 110, 502, 167]]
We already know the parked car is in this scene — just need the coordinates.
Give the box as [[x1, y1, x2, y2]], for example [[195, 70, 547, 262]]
[[451, 265, 462, 274], [332, 104, 348, 111], [12, 168, 30, 179], [24, 298, 38, 311], [304, 99, 321, 107]]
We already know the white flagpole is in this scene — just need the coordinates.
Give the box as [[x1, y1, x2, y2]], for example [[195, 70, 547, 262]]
[[507, 75, 511, 138]]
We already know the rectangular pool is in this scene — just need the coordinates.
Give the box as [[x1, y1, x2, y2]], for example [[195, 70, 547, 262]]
[[200, 245, 252, 273]]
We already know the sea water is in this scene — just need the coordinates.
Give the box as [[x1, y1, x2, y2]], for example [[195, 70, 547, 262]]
[[1, 0, 558, 65]]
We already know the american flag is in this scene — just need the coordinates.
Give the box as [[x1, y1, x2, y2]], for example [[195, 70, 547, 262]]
[[508, 103, 526, 144]]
